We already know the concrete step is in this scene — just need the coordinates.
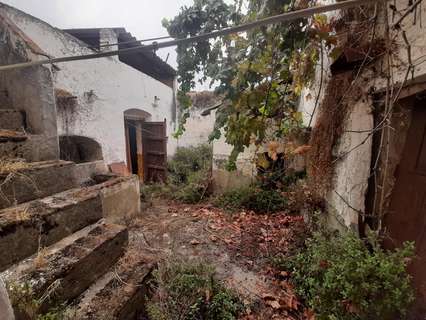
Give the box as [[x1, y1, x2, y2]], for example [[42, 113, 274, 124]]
[[73, 252, 154, 320], [0, 175, 140, 271], [0, 133, 56, 161], [0, 110, 25, 131], [0, 160, 76, 209], [2, 221, 128, 317]]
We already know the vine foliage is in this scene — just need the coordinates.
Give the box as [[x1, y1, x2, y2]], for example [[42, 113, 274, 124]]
[[163, 0, 338, 169]]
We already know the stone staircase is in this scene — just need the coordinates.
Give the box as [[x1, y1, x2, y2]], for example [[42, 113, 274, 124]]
[[0, 104, 152, 319]]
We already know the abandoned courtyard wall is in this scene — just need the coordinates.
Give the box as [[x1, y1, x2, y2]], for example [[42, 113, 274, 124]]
[[0, 3, 178, 169], [176, 91, 216, 148]]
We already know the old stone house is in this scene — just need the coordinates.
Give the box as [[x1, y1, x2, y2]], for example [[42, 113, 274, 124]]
[[300, 0, 426, 315], [0, 3, 178, 182]]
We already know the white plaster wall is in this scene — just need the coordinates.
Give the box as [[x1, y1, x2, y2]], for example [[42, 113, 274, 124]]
[[326, 98, 374, 229], [3, 5, 177, 165], [373, 0, 426, 92], [176, 108, 215, 148], [298, 0, 337, 127]]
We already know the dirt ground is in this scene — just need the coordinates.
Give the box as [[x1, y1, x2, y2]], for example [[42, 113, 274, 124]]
[[129, 200, 310, 320]]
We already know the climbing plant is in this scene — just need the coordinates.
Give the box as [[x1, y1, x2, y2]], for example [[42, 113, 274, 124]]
[[163, 0, 338, 169]]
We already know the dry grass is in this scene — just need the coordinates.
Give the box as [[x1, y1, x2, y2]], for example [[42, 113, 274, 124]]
[[0, 159, 30, 174], [14, 204, 31, 221], [34, 248, 48, 270], [307, 72, 354, 194]]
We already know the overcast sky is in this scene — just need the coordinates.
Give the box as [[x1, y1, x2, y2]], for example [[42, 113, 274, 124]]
[[2, 0, 194, 68]]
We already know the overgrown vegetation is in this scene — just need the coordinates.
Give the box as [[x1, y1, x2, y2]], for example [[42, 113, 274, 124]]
[[164, 0, 339, 168], [147, 259, 242, 320], [6, 280, 71, 320], [277, 230, 415, 320], [141, 144, 213, 204], [214, 185, 287, 213], [214, 159, 312, 214]]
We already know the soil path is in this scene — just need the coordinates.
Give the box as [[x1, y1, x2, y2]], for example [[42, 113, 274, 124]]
[[129, 201, 307, 320]]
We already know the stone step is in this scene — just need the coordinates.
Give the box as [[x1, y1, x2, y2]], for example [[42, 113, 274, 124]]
[[0, 175, 140, 271], [73, 252, 154, 320], [0, 129, 27, 142], [0, 160, 76, 209], [0, 110, 25, 131], [2, 221, 128, 317], [0, 185, 103, 271], [0, 133, 56, 161], [0, 90, 12, 109]]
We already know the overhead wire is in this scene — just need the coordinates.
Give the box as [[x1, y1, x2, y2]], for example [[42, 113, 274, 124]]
[[0, 0, 384, 72], [98, 35, 172, 48]]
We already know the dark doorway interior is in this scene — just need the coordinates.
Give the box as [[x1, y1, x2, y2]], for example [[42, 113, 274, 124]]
[[127, 122, 138, 175]]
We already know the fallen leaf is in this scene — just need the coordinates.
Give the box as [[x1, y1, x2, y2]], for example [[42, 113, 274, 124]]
[[190, 239, 201, 245], [264, 298, 282, 310]]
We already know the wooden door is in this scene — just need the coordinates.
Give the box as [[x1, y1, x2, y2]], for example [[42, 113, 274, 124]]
[[386, 101, 426, 313], [141, 120, 167, 182]]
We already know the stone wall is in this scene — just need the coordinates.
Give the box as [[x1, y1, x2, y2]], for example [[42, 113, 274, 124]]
[[0, 12, 59, 160]]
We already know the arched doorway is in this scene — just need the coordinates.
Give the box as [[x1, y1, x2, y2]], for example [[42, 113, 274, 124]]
[[124, 109, 168, 182]]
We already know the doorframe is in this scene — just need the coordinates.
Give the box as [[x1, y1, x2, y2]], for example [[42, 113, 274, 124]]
[[124, 109, 152, 180]]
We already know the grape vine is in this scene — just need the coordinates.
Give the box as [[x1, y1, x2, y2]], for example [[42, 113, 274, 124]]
[[163, 0, 338, 169]]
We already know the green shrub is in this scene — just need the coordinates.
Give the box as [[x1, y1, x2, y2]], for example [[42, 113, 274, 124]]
[[168, 144, 213, 185], [147, 260, 242, 320], [282, 230, 415, 320], [214, 185, 287, 213], [141, 144, 213, 204], [175, 168, 211, 204]]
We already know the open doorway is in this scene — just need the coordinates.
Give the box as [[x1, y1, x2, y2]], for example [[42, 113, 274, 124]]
[[124, 109, 167, 182]]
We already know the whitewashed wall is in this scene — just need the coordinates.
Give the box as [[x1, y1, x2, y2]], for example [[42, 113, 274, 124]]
[[2, 4, 177, 165], [176, 108, 215, 148]]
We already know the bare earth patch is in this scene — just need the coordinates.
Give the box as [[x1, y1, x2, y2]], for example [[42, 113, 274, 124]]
[[130, 200, 311, 320]]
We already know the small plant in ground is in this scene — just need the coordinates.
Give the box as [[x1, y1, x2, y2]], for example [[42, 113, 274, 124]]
[[147, 259, 242, 320], [141, 144, 213, 204], [280, 230, 415, 320], [174, 168, 211, 204], [214, 185, 287, 213]]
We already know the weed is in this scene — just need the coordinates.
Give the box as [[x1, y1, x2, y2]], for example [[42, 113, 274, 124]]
[[168, 144, 212, 185], [6, 280, 70, 320], [34, 248, 48, 270], [280, 230, 415, 320], [14, 204, 31, 221], [214, 185, 287, 213], [147, 259, 242, 320]]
